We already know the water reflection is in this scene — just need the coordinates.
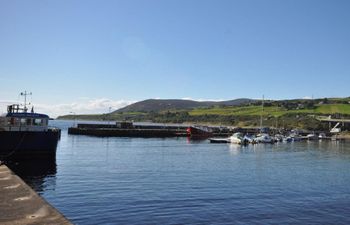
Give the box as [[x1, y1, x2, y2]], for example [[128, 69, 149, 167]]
[[186, 136, 208, 144], [228, 143, 246, 155], [5, 158, 57, 194]]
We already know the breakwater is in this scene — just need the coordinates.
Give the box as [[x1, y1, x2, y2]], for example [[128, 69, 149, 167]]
[[67, 122, 331, 138], [68, 127, 188, 137], [68, 122, 233, 137]]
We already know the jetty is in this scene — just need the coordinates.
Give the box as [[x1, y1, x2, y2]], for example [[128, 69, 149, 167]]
[[0, 164, 72, 225], [68, 121, 334, 138], [68, 121, 233, 137]]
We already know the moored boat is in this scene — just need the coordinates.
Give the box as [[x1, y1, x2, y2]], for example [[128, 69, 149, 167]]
[[283, 136, 293, 142], [318, 133, 327, 139], [229, 132, 249, 145], [0, 93, 60, 160], [254, 133, 274, 143], [243, 134, 257, 144], [274, 134, 284, 142], [209, 132, 249, 145], [306, 133, 318, 140], [186, 126, 213, 139]]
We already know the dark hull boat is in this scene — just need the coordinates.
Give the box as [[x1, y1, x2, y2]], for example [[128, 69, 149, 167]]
[[0, 130, 60, 159], [0, 92, 60, 161], [186, 126, 213, 139]]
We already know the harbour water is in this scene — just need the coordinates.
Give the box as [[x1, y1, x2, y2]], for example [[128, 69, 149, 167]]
[[7, 120, 350, 224]]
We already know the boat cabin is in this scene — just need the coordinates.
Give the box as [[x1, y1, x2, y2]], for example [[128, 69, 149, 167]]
[[0, 104, 49, 132]]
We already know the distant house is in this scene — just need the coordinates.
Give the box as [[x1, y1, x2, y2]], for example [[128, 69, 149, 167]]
[[297, 103, 305, 109]]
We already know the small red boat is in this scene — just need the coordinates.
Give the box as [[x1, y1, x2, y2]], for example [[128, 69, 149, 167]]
[[186, 126, 213, 139]]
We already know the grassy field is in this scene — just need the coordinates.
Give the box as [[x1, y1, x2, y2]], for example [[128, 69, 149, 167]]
[[188, 104, 350, 117], [314, 104, 350, 114]]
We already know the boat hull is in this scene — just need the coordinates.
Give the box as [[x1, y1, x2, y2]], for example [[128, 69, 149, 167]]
[[209, 138, 230, 143], [0, 130, 60, 160], [186, 126, 213, 139]]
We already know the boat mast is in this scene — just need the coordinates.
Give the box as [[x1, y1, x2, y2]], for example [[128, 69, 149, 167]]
[[20, 91, 32, 112], [260, 95, 264, 131]]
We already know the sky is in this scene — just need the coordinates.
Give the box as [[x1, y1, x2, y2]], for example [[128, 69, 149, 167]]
[[0, 0, 349, 117]]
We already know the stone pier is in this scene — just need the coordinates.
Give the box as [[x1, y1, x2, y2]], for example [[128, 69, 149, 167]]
[[0, 164, 72, 225]]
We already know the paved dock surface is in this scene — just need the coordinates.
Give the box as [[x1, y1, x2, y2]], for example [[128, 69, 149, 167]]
[[0, 164, 72, 225]]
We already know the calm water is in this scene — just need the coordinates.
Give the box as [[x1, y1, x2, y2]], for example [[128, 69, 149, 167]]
[[8, 120, 350, 224]]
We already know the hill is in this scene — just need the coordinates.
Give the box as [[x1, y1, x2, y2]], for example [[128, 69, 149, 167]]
[[115, 98, 255, 113], [57, 97, 350, 130]]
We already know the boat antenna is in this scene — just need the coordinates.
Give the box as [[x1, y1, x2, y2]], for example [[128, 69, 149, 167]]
[[20, 91, 32, 112]]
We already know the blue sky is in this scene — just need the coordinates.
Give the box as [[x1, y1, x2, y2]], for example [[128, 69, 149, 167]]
[[0, 0, 349, 116]]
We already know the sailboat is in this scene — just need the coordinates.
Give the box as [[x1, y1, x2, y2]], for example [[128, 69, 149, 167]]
[[254, 95, 274, 144]]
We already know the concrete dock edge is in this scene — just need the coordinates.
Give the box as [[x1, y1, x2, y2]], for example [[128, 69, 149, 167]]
[[0, 164, 72, 225]]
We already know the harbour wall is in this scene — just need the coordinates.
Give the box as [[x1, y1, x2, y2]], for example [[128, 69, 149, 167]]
[[69, 123, 233, 137], [69, 127, 189, 137], [0, 164, 72, 225], [68, 123, 330, 138]]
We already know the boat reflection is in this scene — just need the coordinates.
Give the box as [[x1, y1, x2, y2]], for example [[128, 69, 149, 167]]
[[186, 136, 208, 143], [228, 143, 243, 155], [5, 157, 57, 194]]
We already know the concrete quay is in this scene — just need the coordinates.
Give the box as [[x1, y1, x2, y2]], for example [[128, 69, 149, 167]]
[[0, 164, 72, 225]]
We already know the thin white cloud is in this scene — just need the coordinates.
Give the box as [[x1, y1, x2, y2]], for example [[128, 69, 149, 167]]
[[302, 96, 312, 100], [0, 98, 135, 118]]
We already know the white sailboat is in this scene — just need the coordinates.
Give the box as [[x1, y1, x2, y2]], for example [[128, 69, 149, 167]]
[[255, 95, 273, 144]]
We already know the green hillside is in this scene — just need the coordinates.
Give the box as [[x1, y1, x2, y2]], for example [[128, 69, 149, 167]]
[[57, 98, 350, 130], [114, 98, 255, 113], [189, 104, 350, 117], [315, 104, 350, 114]]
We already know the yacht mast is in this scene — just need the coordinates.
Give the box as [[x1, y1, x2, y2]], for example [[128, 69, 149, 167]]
[[260, 95, 264, 130]]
